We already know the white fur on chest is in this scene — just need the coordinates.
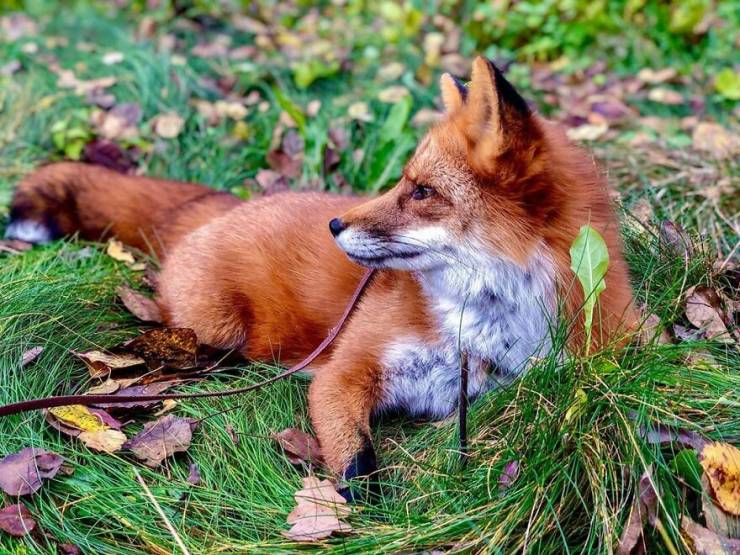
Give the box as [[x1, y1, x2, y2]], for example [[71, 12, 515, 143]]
[[378, 246, 556, 419]]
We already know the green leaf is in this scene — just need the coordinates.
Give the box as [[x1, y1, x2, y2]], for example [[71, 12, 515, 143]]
[[715, 68, 740, 100], [669, 0, 709, 34], [292, 59, 340, 90], [670, 449, 702, 491], [569, 225, 609, 349], [379, 94, 412, 145]]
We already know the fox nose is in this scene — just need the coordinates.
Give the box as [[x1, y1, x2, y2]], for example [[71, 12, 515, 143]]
[[329, 218, 346, 237]]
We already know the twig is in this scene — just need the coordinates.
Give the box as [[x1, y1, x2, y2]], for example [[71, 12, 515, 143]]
[[134, 469, 191, 555], [459, 351, 469, 468]]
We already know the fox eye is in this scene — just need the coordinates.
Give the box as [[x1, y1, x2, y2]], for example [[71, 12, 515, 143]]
[[411, 184, 434, 200]]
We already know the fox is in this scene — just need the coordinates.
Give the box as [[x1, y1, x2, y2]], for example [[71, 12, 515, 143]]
[[6, 57, 637, 498]]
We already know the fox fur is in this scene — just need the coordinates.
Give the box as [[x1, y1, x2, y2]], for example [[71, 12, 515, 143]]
[[7, 57, 637, 496]]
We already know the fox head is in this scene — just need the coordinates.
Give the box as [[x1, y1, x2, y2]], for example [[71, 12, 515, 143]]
[[331, 56, 573, 272]]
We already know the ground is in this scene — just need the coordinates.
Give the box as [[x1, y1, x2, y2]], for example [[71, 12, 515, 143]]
[[0, 2, 738, 554]]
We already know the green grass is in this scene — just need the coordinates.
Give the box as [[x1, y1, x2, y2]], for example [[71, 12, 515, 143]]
[[1, 3, 738, 554]]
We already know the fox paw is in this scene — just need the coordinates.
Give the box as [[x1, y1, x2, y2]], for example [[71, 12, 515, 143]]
[[338, 440, 381, 503]]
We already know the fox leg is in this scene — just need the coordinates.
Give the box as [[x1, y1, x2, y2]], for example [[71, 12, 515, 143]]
[[308, 358, 383, 501]]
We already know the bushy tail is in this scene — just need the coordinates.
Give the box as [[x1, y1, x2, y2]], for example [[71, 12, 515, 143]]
[[6, 162, 241, 256]]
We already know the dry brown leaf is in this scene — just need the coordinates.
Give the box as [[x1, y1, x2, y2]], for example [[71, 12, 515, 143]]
[[348, 102, 372, 122], [273, 428, 324, 466], [0, 448, 64, 496], [0, 239, 33, 254], [566, 123, 608, 141], [124, 415, 196, 467], [118, 286, 162, 323], [86, 378, 122, 395], [692, 123, 740, 160], [685, 286, 732, 341], [648, 87, 683, 105], [153, 113, 184, 139], [21, 346, 43, 367], [92, 381, 177, 410], [702, 474, 740, 538], [0, 504, 36, 537], [283, 477, 352, 542], [701, 442, 740, 517], [637, 67, 677, 84], [106, 239, 136, 264], [73, 349, 145, 378], [123, 327, 199, 370], [681, 516, 740, 555], [78, 429, 127, 453], [377, 85, 409, 103], [640, 313, 672, 345]]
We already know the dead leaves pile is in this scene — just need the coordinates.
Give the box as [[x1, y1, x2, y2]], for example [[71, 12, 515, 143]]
[[619, 424, 740, 554]]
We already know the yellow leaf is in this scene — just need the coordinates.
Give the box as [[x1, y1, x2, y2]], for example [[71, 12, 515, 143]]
[[48, 405, 109, 432], [701, 442, 740, 516], [78, 429, 127, 453], [106, 239, 135, 264]]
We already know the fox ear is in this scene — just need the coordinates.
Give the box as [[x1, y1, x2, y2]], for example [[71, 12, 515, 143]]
[[439, 73, 467, 113], [462, 56, 534, 165]]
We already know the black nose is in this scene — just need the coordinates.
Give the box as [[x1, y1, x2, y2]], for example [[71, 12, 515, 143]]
[[329, 218, 346, 237]]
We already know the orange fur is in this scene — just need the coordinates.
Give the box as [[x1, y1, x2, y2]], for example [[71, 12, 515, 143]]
[[8, 57, 637, 487]]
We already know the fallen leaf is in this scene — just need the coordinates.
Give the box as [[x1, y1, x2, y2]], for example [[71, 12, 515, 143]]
[[566, 123, 608, 141], [702, 474, 740, 538], [118, 286, 162, 323], [639, 422, 707, 451], [102, 51, 124, 65], [48, 405, 109, 432], [0, 14, 38, 41], [187, 463, 201, 485], [273, 428, 324, 466], [639, 313, 672, 345], [659, 221, 692, 258], [124, 415, 196, 467], [284, 477, 352, 542], [78, 429, 127, 453], [92, 103, 141, 140], [617, 496, 647, 555], [498, 460, 520, 493], [106, 239, 136, 264], [306, 100, 322, 117], [411, 108, 443, 128], [348, 101, 372, 122], [0, 239, 33, 254], [254, 169, 289, 195], [715, 68, 740, 101], [153, 113, 184, 139], [73, 349, 145, 378], [214, 100, 247, 120], [377, 62, 405, 81], [700, 442, 740, 516], [681, 516, 740, 555], [21, 346, 44, 367], [85, 379, 122, 395], [92, 381, 177, 410], [377, 85, 409, 103], [685, 286, 732, 341], [0, 448, 64, 496], [648, 88, 684, 105], [637, 68, 677, 84], [0, 504, 36, 537], [123, 328, 199, 370], [83, 139, 138, 173], [692, 123, 740, 160], [58, 544, 82, 555], [0, 60, 20, 76]]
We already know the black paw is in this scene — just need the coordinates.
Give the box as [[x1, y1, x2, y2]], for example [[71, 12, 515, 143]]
[[338, 438, 381, 503]]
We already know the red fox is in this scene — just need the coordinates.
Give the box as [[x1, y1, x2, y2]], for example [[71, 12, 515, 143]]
[[7, 57, 637, 497]]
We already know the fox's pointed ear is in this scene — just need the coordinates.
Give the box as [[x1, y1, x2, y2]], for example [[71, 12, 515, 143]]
[[462, 57, 535, 166], [439, 73, 467, 113]]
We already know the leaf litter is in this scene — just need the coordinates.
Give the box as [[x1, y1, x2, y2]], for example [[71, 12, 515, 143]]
[[284, 477, 352, 542]]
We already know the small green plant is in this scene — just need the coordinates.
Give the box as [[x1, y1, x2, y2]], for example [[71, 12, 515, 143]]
[[569, 224, 609, 351]]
